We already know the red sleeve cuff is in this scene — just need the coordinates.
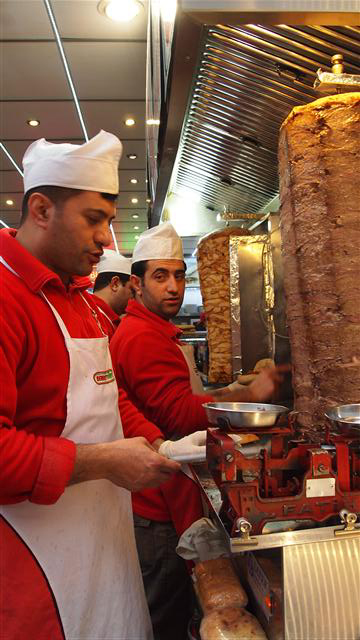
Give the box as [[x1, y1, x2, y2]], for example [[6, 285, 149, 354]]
[[201, 393, 215, 403], [30, 437, 76, 505], [127, 420, 163, 444]]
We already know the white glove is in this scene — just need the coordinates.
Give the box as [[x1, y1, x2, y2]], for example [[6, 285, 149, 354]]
[[158, 431, 207, 463]]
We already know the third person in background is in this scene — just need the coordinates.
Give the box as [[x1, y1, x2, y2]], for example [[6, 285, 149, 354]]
[[92, 249, 132, 339]]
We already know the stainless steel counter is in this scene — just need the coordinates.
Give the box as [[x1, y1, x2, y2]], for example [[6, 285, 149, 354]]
[[191, 463, 360, 639]]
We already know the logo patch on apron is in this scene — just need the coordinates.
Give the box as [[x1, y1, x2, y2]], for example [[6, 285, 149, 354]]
[[93, 368, 115, 385]]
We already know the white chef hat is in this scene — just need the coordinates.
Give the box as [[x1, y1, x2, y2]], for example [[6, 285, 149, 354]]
[[132, 222, 184, 264], [22, 130, 122, 195], [97, 249, 132, 276]]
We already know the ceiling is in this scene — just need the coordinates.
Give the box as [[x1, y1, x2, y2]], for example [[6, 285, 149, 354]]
[[0, 0, 149, 255]]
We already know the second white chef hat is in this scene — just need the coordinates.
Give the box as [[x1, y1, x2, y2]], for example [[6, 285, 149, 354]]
[[132, 222, 184, 264], [97, 249, 132, 276], [22, 130, 122, 195]]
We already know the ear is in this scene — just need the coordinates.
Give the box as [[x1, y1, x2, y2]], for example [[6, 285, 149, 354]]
[[130, 274, 142, 297], [27, 193, 54, 230], [110, 275, 120, 291]]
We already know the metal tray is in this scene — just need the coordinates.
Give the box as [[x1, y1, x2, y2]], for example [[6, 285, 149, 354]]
[[325, 404, 360, 436], [203, 402, 289, 429]]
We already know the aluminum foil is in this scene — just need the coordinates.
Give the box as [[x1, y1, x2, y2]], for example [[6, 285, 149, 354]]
[[229, 235, 242, 377], [229, 235, 275, 379]]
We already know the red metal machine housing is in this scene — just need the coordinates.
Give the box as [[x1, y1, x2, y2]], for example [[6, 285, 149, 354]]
[[206, 420, 360, 536]]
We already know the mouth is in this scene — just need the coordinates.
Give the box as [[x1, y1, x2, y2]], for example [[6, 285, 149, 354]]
[[164, 298, 180, 304], [88, 252, 103, 265]]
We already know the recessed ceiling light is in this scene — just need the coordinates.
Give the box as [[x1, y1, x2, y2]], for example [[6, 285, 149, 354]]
[[127, 153, 137, 160], [5, 199, 14, 206], [146, 119, 160, 125], [97, 0, 143, 22], [130, 178, 138, 184], [131, 197, 138, 204], [134, 235, 140, 240], [132, 214, 139, 219], [125, 118, 135, 127], [27, 119, 40, 127], [134, 225, 139, 230], [146, 198, 151, 203]]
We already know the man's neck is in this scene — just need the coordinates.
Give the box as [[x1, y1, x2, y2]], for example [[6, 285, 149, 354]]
[[94, 287, 113, 309]]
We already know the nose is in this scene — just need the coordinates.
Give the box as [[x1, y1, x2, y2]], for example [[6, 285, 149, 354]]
[[167, 275, 180, 294], [95, 223, 112, 248]]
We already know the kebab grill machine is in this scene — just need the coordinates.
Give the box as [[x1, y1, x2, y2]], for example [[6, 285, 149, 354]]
[[192, 63, 360, 640]]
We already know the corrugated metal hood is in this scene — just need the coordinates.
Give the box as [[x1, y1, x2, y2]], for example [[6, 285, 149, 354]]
[[148, 5, 360, 239]]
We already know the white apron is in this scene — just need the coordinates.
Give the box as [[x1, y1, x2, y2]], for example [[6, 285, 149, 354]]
[[178, 343, 205, 480], [178, 343, 204, 395], [0, 257, 153, 640]]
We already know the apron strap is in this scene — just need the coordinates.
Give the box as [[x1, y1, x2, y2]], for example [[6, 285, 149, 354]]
[[79, 292, 107, 337]]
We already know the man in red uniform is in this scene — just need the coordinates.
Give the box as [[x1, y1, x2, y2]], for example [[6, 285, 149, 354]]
[[92, 249, 132, 339], [0, 132, 180, 640], [110, 222, 282, 640]]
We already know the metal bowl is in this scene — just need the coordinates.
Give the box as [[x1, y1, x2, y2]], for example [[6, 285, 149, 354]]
[[324, 404, 360, 436], [203, 402, 289, 430]]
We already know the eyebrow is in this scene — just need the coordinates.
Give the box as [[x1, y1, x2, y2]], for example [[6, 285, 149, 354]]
[[152, 268, 185, 275]]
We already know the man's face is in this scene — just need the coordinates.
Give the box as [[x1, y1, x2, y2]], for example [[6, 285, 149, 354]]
[[133, 259, 186, 320], [112, 278, 132, 315], [44, 191, 115, 282]]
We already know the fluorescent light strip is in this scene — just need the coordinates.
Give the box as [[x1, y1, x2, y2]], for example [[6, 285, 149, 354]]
[[110, 225, 119, 253], [0, 219, 10, 228], [0, 143, 23, 176], [43, 0, 89, 142]]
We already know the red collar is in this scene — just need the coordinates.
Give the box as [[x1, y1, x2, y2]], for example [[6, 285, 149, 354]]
[[0, 228, 91, 294], [125, 299, 182, 340], [92, 293, 120, 324]]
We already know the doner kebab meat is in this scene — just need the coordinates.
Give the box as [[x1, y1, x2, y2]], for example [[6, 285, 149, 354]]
[[197, 228, 250, 384], [279, 92, 360, 428]]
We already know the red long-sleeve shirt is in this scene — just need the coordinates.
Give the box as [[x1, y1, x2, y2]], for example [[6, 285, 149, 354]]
[[0, 229, 162, 506], [110, 299, 214, 531]]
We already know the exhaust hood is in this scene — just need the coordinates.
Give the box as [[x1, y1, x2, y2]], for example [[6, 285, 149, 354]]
[[146, 1, 360, 244]]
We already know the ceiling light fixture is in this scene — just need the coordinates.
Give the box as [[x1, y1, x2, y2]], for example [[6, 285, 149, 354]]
[[132, 214, 139, 219], [146, 198, 151, 203], [98, 0, 143, 22], [125, 118, 135, 127], [43, 0, 89, 141], [27, 119, 40, 127], [146, 119, 160, 125], [134, 225, 139, 230], [130, 178, 138, 184], [0, 142, 24, 176], [134, 235, 140, 240], [127, 153, 137, 160], [131, 197, 138, 204], [6, 199, 14, 206]]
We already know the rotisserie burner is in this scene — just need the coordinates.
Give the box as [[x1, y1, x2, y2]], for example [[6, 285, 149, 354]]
[[206, 415, 360, 537]]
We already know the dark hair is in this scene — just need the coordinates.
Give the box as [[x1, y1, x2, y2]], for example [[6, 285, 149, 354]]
[[131, 259, 187, 281], [21, 186, 117, 224], [131, 260, 148, 280], [94, 271, 130, 292]]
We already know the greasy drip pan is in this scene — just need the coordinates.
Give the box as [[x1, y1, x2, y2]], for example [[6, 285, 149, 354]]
[[325, 404, 360, 436]]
